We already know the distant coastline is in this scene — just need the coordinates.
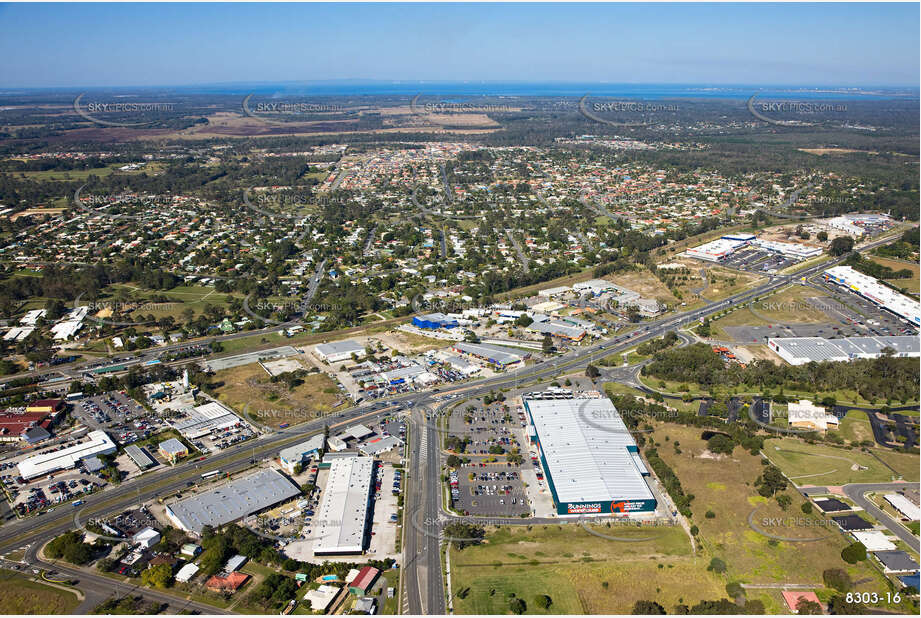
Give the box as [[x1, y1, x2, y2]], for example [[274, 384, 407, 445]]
[[2, 82, 917, 100]]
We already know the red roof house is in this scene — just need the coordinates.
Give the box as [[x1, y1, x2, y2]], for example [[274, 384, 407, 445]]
[[206, 571, 250, 592], [781, 590, 823, 614]]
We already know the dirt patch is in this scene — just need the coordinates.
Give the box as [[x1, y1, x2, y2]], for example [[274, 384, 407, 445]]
[[606, 269, 678, 303], [798, 148, 878, 156]]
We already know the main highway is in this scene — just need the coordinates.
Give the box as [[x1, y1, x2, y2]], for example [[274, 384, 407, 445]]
[[0, 230, 905, 614]]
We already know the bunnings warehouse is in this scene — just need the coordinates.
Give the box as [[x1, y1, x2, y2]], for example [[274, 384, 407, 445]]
[[524, 396, 656, 516]]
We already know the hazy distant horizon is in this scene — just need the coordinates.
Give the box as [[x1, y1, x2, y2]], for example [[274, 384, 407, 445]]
[[2, 81, 918, 99], [1, 3, 917, 89]]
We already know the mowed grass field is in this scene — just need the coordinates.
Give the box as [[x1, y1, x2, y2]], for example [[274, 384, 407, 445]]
[[764, 436, 919, 484], [836, 410, 874, 443], [3, 162, 163, 181], [450, 522, 726, 615], [211, 361, 342, 428], [648, 424, 896, 613], [710, 285, 835, 337], [0, 569, 80, 614]]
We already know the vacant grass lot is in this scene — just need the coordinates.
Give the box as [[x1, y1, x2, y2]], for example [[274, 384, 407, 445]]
[[764, 437, 919, 484], [835, 410, 874, 443], [649, 424, 895, 612], [211, 361, 342, 428], [3, 162, 162, 181], [450, 522, 722, 615], [701, 267, 764, 303], [0, 569, 80, 614]]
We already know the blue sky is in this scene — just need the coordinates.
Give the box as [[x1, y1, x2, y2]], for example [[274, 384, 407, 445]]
[[0, 3, 917, 88]]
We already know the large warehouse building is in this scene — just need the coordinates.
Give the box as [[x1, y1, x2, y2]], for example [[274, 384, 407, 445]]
[[18, 430, 116, 480], [768, 335, 920, 366], [824, 265, 921, 327], [524, 397, 656, 516], [412, 313, 459, 330], [169, 401, 245, 441], [166, 468, 300, 535], [684, 236, 751, 262], [452, 341, 529, 366], [313, 339, 366, 363], [313, 456, 374, 555]]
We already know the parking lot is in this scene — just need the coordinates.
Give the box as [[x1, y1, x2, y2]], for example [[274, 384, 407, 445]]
[[446, 400, 530, 516], [6, 470, 102, 515], [722, 247, 800, 273], [447, 402, 524, 456], [815, 282, 918, 336], [188, 423, 256, 456], [726, 284, 917, 343], [450, 463, 529, 517], [72, 391, 167, 443]]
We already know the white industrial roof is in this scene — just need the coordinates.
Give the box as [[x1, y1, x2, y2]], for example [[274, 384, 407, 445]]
[[166, 468, 300, 535], [170, 401, 242, 438], [18, 430, 116, 480], [314, 339, 365, 358], [313, 456, 373, 554], [345, 424, 374, 440], [572, 279, 615, 292], [769, 335, 919, 365], [525, 398, 654, 504], [825, 265, 921, 326]]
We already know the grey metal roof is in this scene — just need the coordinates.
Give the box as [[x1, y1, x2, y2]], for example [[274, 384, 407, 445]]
[[771, 337, 848, 362], [125, 444, 155, 468], [314, 339, 365, 357], [771, 335, 919, 362], [166, 469, 300, 535], [453, 341, 526, 364], [279, 434, 325, 464], [359, 435, 403, 456], [528, 320, 585, 339], [874, 550, 919, 572], [159, 438, 187, 455], [525, 398, 654, 504]]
